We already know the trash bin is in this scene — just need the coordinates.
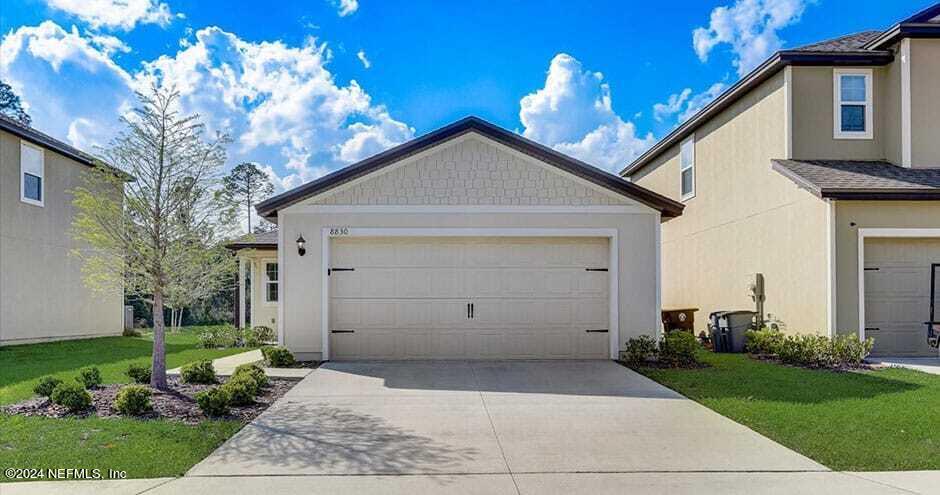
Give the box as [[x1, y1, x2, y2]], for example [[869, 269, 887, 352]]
[[709, 310, 757, 353]]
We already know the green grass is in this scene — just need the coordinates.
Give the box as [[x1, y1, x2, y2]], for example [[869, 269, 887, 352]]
[[637, 352, 940, 471], [0, 414, 242, 481], [0, 326, 253, 482], [0, 326, 251, 405]]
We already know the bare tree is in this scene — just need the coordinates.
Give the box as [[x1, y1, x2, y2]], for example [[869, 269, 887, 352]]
[[223, 162, 274, 233], [71, 87, 233, 389]]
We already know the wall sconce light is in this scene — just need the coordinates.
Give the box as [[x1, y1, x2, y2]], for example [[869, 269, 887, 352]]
[[296, 234, 306, 256]]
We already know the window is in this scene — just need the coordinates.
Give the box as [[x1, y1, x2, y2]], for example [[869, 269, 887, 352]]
[[264, 262, 278, 303], [20, 141, 44, 206], [679, 135, 695, 200], [833, 69, 873, 139]]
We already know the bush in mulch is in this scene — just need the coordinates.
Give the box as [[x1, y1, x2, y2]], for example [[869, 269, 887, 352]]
[[745, 328, 875, 370], [76, 366, 102, 389], [3, 375, 298, 424], [181, 360, 217, 384], [620, 331, 705, 369], [51, 382, 93, 413], [233, 363, 268, 389], [126, 364, 152, 384], [114, 385, 152, 416], [221, 374, 260, 406], [34, 376, 63, 397], [261, 346, 296, 367], [195, 387, 231, 417]]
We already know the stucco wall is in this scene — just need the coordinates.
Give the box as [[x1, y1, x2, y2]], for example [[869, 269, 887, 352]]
[[0, 130, 123, 345], [910, 39, 940, 167], [631, 70, 830, 334], [790, 66, 888, 161], [833, 201, 940, 337], [312, 135, 628, 206], [237, 250, 279, 329], [882, 44, 903, 166]]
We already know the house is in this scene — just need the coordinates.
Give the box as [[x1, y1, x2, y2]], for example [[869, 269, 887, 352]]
[[228, 116, 683, 361], [623, 4, 940, 356], [0, 115, 125, 345]]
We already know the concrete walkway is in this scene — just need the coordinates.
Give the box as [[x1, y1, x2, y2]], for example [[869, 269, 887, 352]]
[[166, 349, 313, 378], [5, 471, 940, 494], [869, 357, 940, 375]]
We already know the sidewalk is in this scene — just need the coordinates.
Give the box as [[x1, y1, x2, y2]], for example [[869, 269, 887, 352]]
[[3, 471, 939, 494], [166, 349, 313, 378]]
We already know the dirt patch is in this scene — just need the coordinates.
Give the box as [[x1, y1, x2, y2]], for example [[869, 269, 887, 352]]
[[1, 376, 299, 425]]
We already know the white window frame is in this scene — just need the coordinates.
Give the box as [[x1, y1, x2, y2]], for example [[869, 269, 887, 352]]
[[263, 260, 279, 305], [679, 135, 695, 201], [833, 68, 873, 140], [20, 141, 44, 207]]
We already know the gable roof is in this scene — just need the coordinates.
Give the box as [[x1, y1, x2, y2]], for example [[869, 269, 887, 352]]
[[772, 159, 940, 199], [621, 4, 940, 178], [0, 114, 131, 180], [256, 116, 684, 219]]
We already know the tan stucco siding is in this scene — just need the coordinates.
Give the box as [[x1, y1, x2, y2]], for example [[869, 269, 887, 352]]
[[791, 66, 887, 161], [309, 134, 630, 206], [882, 45, 903, 166], [833, 201, 940, 337], [0, 130, 123, 345], [910, 39, 940, 167], [632, 70, 830, 334], [236, 250, 278, 329]]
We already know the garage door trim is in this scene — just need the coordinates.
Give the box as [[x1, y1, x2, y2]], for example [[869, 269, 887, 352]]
[[320, 227, 622, 360], [857, 228, 940, 342]]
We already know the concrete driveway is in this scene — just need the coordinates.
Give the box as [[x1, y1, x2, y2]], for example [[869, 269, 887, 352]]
[[188, 360, 822, 479]]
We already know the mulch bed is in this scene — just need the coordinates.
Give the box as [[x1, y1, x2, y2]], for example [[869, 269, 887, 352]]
[[1, 376, 299, 425]]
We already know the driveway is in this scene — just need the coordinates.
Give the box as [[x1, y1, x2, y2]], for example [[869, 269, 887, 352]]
[[187, 360, 823, 479]]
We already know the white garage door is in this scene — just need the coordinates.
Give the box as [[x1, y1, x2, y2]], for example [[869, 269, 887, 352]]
[[328, 237, 610, 360], [864, 238, 940, 357]]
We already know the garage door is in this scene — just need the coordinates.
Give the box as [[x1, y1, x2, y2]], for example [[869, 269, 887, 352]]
[[328, 237, 610, 359], [864, 238, 940, 356]]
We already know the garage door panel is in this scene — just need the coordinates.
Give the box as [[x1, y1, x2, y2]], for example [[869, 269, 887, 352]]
[[864, 238, 940, 357], [329, 237, 610, 360]]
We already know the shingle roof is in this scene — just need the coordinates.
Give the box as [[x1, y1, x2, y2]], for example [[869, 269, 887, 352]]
[[772, 159, 940, 199], [226, 229, 278, 250], [792, 31, 884, 53]]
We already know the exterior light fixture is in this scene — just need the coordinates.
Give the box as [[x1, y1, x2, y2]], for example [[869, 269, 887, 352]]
[[296, 234, 306, 256]]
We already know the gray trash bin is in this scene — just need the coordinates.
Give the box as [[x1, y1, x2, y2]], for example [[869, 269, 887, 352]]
[[709, 310, 756, 353]]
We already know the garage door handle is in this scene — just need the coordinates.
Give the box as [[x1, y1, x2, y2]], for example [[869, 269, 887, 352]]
[[328, 267, 355, 276], [585, 329, 608, 333], [331, 330, 355, 334], [864, 327, 880, 332], [586, 268, 608, 272]]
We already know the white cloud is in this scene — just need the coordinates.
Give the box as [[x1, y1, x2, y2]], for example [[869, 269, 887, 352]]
[[87, 32, 131, 56], [692, 0, 809, 76], [335, 0, 359, 17], [136, 26, 413, 188], [45, 0, 179, 31], [519, 53, 653, 171], [356, 49, 371, 69], [2, 21, 413, 195], [653, 82, 728, 125]]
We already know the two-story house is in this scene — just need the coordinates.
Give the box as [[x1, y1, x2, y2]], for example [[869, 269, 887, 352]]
[[624, 4, 940, 356], [0, 114, 125, 345]]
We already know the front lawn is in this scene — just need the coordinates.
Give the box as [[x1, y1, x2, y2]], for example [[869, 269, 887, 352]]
[[637, 352, 940, 471], [0, 327, 258, 482], [0, 414, 242, 480], [0, 326, 251, 405]]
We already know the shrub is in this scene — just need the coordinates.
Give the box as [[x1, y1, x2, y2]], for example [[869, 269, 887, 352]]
[[195, 388, 231, 417], [659, 330, 699, 367], [244, 326, 276, 347], [745, 327, 786, 355], [198, 325, 240, 349], [75, 367, 102, 389], [51, 382, 93, 412], [233, 363, 268, 389], [222, 374, 260, 406], [34, 376, 63, 397], [623, 335, 658, 366], [778, 334, 832, 368], [181, 360, 217, 384], [261, 346, 295, 367], [114, 385, 152, 416], [125, 364, 152, 384], [830, 333, 875, 368]]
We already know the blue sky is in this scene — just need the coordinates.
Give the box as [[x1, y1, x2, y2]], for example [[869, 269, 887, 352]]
[[0, 0, 929, 201]]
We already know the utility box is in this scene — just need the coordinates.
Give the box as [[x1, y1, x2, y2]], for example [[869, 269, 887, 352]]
[[709, 310, 757, 353], [661, 308, 699, 334], [124, 306, 134, 330]]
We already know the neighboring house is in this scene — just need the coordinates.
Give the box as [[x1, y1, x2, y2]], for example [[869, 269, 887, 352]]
[[624, 4, 940, 356], [228, 116, 682, 361], [227, 229, 278, 330], [0, 115, 125, 345]]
